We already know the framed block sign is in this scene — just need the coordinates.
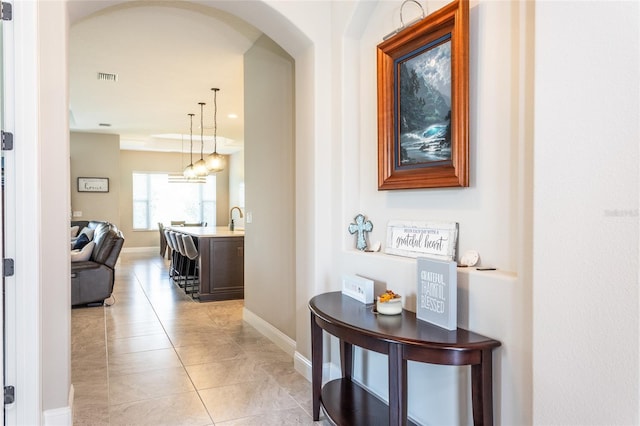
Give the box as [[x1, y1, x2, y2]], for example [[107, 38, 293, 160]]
[[377, 0, 469, 190], [385, 220, 458, 261], [417, 257, 457, 330]]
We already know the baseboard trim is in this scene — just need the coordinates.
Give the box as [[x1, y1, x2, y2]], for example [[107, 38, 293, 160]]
[[294, 351, 312, 381], [121, 246, 158, 254], [69, 384, 74, 424], [43, 385, 73, 426], [242, 308, 296, 357]]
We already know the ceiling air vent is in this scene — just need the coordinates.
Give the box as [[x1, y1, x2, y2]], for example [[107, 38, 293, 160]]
[[97, 72, 118, 82]]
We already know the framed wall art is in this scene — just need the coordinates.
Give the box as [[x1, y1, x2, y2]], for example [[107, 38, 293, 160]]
[[77, 177, 109, 193], [377, 0, 469, 190]]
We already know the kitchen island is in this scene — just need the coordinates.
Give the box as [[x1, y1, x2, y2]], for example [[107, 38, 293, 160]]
[[170, 226, 244, 301]]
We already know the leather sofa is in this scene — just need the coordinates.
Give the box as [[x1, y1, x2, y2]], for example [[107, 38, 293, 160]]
[[71, 220, 125, 306]]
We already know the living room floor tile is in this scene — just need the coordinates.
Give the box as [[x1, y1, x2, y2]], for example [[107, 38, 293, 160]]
[[108, 348, 183, 376], [108, 392, 212, 426], [174, 342, 245, 366], [108, 366, 195, 405], [198, 377, 299, 423], [107, 333, 173, 355]]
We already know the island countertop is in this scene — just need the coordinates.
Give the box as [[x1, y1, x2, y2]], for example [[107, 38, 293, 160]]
[[168, 226, 245, 238]]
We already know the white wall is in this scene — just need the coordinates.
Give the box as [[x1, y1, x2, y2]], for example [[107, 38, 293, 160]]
[[40, 2, 72, 419], [532, 1, 639, 423], [243, 35, 296, 339]]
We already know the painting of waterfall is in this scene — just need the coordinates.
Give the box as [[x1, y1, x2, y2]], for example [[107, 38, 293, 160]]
[[398, 36, 452, 167]]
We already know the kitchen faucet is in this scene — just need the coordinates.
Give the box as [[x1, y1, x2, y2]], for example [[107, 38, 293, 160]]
[[229, 206, 243, 231]]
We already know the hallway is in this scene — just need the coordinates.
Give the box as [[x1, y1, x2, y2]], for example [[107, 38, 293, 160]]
[[71, 251, 328, 425]]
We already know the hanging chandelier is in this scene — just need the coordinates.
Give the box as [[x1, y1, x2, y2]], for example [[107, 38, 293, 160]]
[[205, 87, 225, 173]]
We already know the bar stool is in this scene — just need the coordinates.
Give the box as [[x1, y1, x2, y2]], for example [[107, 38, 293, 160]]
[[168, 231, 184, 286], [164, 229, 177, 279], [181, 234, 199, 298], [173, 231, 188, 288], [158, 222, 167, 257]]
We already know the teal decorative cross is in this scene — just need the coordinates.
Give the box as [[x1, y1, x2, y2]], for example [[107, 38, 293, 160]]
[[348, 214, 373, 251]]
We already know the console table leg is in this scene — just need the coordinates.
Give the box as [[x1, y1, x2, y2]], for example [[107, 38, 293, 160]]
[[471, 349, 494, 426], [311, 313, 323, 421], [340, 340, 353, 380], [388, 343, 406, 426]]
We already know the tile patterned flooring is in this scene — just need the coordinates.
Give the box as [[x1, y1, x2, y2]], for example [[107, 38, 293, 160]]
[[72, 251, 330, 425]]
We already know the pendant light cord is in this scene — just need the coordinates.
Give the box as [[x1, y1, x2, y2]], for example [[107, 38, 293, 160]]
[[199, 102, 205, 160], [212, 88, 219, 155], [188, 113, 194, 164]]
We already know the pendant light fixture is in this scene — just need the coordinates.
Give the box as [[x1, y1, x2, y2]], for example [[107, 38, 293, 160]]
[[193, 102, 208, 176], [205, 87, 225, 173], [169, 127, 205, 183], [183, 113, 197, 179]]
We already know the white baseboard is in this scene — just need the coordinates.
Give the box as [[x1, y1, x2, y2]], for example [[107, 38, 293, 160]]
[[294, 351, 312, 381], [69, 384, 74, 424], [242, 308, 296, 357], [293, 353, 341, 385], [43, 384, 73, 426], [121, 246, 158, 254]]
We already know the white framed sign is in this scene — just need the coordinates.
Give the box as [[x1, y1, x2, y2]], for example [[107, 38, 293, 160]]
[[341, 274, 375, 304], [416, 257, 457, 330], [77, 177, 109, 193], [385, 220, 458, 260]]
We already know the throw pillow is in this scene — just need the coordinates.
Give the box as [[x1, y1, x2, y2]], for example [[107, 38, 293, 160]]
[[70, 225, 79, 238], [79, 227, 95, 241], [71, 241, 95, 262], [72, 233, 90, 250]]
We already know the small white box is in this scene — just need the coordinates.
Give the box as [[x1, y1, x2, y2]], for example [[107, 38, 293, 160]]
[[341, 275, 374, 304]]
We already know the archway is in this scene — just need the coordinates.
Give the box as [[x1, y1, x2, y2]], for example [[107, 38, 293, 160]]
[[67, 0, 307, 352]]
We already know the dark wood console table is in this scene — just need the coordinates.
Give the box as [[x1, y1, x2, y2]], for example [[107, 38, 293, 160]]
[[309, 291, 501, 426]]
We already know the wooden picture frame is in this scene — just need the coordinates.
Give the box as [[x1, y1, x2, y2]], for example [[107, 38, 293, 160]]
[[77, 177, 109, 193], [377, 0, 469, 190]]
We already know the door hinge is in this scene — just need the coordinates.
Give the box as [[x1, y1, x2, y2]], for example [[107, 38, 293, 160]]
[[4, 386, 15, 404], [1, 2, 12, 21], [3, 258, 14, 277], [2, 131, 13, 150]]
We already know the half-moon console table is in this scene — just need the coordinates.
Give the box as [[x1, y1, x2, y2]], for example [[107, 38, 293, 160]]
[[309, 291, 501, 426]]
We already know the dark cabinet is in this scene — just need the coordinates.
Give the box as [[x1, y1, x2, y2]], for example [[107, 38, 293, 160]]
[[198, 236, 244, 301]]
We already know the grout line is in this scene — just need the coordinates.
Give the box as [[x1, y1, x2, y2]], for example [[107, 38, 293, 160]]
[[102, 303, 112, 425]]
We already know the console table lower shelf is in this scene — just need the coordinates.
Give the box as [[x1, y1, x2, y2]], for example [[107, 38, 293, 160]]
[[309, 291, 501, 426], [321, 378, 419, 426]]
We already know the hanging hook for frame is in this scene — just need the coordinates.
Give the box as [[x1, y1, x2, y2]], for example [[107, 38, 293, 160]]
[[383, 0, 427, 40]]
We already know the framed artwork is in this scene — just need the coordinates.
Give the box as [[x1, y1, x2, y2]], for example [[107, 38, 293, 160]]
[[77, 177, 109, 193], [377, 0, 469, 190]]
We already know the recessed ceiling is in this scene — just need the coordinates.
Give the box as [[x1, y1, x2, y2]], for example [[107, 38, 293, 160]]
[[69, 2, 263, 154]]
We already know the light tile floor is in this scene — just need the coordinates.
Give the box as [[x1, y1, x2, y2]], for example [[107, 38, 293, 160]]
[[72, 251, 330, 426]]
